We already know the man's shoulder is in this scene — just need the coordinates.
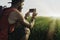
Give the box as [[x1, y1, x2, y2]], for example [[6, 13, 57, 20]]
[[9, 8, 20, 13], [3, 8, 19, 12]]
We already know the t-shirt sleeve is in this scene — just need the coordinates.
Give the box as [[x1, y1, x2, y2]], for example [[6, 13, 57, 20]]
[[8, 11, 31, 28], [8, 11, 19, 24]]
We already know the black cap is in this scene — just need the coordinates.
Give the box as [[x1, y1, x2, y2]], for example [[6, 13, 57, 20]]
[[12, 0, 24, 4]]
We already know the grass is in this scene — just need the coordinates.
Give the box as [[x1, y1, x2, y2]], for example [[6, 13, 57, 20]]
[[28, 16, 60, 40], [29, 16, 53, 40]]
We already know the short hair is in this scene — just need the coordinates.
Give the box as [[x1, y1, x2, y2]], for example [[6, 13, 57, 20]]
[[12, 0, 24, 4]]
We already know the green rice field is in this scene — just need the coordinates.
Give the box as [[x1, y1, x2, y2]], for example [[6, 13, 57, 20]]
[[29, 16, 60, 40]]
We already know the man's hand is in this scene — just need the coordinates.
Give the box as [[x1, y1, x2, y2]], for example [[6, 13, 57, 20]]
[[32, 11, 37, 19], [30, 11, 37, 23], [25, 12, 30, 19]]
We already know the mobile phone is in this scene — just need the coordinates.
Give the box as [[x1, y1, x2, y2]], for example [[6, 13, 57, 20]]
[[29, 8, 36, 12]]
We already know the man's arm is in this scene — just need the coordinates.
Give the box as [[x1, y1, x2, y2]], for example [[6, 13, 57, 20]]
[[29, 12, 37, 28], [24, 12, 30, 19], [21, 18, 35, 28], [23, 12, 37, 28]]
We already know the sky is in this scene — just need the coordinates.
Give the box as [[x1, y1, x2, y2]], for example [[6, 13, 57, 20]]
[[0, 0, 11, 7], [0, 0, 60, 17]]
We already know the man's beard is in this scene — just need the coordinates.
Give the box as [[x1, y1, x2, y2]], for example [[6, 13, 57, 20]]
[[18, 6, 22, 12]]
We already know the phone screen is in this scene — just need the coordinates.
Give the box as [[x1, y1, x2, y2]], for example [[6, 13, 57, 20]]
[[29, 9, 36, 12]]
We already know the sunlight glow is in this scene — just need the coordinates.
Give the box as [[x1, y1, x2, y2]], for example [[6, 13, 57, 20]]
[[48, 14, 60, 17], [47, 13, 60, 19]]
